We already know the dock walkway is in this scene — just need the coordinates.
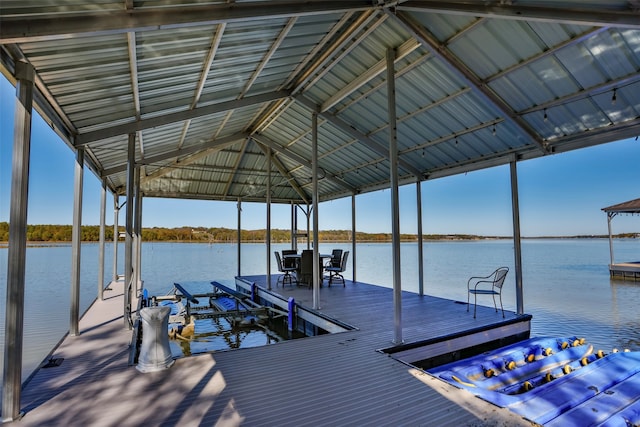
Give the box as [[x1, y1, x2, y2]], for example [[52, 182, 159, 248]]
[[15, 277, 534, 426]]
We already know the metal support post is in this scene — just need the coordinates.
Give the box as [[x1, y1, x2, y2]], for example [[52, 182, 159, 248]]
[[2, 60, 35, 423], [98, 178, 106, 300], [416, 180, 424, 296], [134, 165, 143, 293], [306, 204, 311, 250], [607, 212, 616, 265], [124, 133, 135, 329], [387, 47, 403, 344], [112, 195, 119, 283], [312, 113, 320, 309], [290, 201, 295, 250], [510, 158, 524, 315], [351, 193, 357, 282], [70, 147, 84, 336], [237, 198, 242, 277], [266, 147, 272, 290]]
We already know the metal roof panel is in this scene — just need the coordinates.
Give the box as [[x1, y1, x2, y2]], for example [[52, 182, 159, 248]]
[[3, 2, 640, 204]]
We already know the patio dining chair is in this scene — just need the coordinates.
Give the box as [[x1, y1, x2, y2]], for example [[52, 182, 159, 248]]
[[282, 249, 298, 269], [325, 249, 343, 269], [274, 251, 297, 286], [325, 251, 349, 287], [298, 250, 314, 288], [467, 266, 508, 318]]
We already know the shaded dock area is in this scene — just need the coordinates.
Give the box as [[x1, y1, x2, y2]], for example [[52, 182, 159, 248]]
[[14, 277, 534, 426]]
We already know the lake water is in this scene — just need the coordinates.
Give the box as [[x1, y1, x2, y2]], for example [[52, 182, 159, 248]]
[[1, 238, 639, 384]]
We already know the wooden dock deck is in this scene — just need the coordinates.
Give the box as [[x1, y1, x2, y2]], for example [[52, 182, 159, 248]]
[[14, 277, 535, 426]]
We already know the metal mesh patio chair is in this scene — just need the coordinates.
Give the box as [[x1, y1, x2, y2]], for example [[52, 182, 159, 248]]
[[467, 266, 508, 318]]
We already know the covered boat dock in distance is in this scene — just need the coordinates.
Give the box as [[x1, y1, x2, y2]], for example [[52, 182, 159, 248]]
[[602, 198, 640, 281], [2, 0, 640, 424]]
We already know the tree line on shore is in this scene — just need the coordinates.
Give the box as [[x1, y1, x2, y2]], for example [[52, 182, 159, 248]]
[[0, 222, 636, 243], [0, 222, 423, 243]]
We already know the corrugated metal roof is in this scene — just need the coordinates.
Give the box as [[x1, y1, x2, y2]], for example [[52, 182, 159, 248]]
[[1, 1, 639, 205]]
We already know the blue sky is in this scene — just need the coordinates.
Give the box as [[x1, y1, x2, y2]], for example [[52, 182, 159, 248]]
[[1, 76, 638, 237]]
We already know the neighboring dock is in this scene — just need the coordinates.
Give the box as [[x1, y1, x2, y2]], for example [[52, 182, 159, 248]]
[[609, 261, 640, 281], [602, 198, 640, 281], [15, 278, 534, 426]]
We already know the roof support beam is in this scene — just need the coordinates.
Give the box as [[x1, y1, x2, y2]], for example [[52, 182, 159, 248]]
[[486, 27, 610, 85], [548, 118, 640, 154], [127, 33, 141, 121], [518, 72, 640, 116], [141, 191, 296, 204], [290, 10, 380, 95], [426, 151, 522, 181], [76, 91, 289, 146], [251, 134, 357, 193], [101, 132, 249, 178], [156, 163, 260, 173], [300, 13, 387, 95], [175, 23, 226, 151], [0, 1, 373, 43], [402, 118, 502, 154], [243, 18, 297, 98], [193, 25, 226, 110], [6, 1, 637, 45], [389, 10, 549, 154], [320, 37, 421, 112], [396, 1, 640, 29], [252, 11, 377, 137], [246, 12, 355, 136], [357, 86, 470, 155], [126, 32, 146, 177], [222, 139, 251, 199], [296, 95, 425, 178], [2, 46, 77, 144], [215, 19, 295, 148], [256, 142, 310, 204], [334, 51, 431, 114], [280, 12, 355, 92]]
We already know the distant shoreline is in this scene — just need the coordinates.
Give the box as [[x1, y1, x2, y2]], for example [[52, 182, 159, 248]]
[[2, 235, 638, 248], [0, 222, 637, 245]]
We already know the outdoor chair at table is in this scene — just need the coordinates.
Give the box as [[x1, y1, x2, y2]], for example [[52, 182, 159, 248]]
[[297, 250, 330, 287], [298, 250, 314, 288], [324, 249, 343, 270], [325, 251, 349, 287], [274, 251, 297, 287], [467, 266, 508, 318], [281, 249, 298, 269]]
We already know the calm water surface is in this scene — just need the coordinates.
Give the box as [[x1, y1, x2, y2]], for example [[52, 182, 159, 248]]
[[1, 238, 639, 383]]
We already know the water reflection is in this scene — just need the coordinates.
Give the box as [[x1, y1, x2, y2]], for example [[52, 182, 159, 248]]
[[167, 316, 285, 358]]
